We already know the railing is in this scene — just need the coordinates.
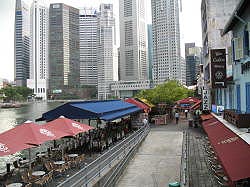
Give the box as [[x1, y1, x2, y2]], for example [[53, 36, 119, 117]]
[[57, 124, 150, 187], [223, 109, 250, 128]]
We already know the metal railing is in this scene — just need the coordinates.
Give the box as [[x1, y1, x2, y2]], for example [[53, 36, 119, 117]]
[[57, 125, 150, 187]]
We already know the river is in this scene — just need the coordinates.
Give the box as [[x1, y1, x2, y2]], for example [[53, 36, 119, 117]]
[[0, 101, 63, 169]]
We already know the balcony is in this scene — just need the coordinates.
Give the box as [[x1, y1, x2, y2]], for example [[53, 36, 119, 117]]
[[223, 109, 250, 128]]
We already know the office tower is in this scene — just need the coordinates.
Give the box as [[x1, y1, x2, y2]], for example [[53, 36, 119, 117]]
[[79, 8, 98, 86], [119, 0, 147, 81], [14, 0, 30, 87], [185, 43, 201, 86], [147, 24, 153, 80], [49, 3, 80, 93], [180, 57, 186, 85], [97, 4, 117, 100], [27, 0, 48, 100], [151, 0, 181, 84]]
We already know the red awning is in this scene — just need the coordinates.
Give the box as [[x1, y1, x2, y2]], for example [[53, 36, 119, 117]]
[[176, 97, 201, 104], [44, 116, 94, 136], [0, 121, 66, 156], [200, 114, 214, 121], [203, 118, 250, 182], [190, 100, 202, 110], [125, 98, 150, 112]]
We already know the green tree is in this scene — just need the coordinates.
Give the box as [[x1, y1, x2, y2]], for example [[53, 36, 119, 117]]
[[136, 80, 194, 105], [0, 86, 32, 102]]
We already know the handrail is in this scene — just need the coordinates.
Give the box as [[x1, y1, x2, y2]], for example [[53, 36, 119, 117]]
[[57, 125, 149, 187]]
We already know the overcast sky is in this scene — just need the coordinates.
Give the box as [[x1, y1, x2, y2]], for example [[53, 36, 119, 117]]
[[0, 0, 202, 81]]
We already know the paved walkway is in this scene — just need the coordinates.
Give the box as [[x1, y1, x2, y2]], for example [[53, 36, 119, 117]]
[[117, 114, 219, 187], [117, 124, 183, 187]]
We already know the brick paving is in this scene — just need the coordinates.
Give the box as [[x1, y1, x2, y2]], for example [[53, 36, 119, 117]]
[[151, 114, 220, 187]]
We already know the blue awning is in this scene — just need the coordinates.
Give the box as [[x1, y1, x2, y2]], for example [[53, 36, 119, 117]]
[[101, 107, 142, 121], [37, 100, 142, 122]]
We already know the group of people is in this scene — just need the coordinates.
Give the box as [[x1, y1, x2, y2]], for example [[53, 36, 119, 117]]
[[174, 109, 201, 125]]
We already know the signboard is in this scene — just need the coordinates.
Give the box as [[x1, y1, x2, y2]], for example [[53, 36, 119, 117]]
[[210, 49, 227, 88], [52, 89, 62, 94], [202, 89, 210, 110]]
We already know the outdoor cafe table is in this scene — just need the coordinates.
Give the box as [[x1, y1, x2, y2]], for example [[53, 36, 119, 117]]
[[19, 160, 29, 165], [54, 161, 65, 165], [68, 154, 78, 158], [32, 171, 46, 177], [36, 153, 46, 157], [6, 183, 23, 187]]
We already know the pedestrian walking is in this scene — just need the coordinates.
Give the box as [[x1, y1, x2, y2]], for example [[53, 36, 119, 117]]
[[143, 118, 148, 126], [175, 111, 179, 124], [184, 109, 188, 119]]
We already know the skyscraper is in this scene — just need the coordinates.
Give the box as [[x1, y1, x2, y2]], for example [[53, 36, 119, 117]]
[[119, 0, 147, 81], [97, 4, 117, 100], [147, 24, 153, 81], [79, 8, 98, 86], [151, 0, 181, 84], [27, 0, 48, 100], [14, 0, 30, 87], [49, 3, 80, 94], [185, 43, 201, 86]]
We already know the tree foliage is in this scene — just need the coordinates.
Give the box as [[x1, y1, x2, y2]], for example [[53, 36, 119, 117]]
[[0, 86, 33, 102], [136, 80, 194, 105]]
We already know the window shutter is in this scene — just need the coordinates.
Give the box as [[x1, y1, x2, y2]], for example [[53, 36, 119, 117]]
[[243, 30, 249, 56]]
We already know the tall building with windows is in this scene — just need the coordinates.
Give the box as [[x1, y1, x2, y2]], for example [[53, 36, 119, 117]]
[[151, 0, 181, 84], [119, 0, 147, 81], [79, 8, 98, 86], [97, 4, 118, 100], [27, 0, 48, 100], [14, 0, 30, 87], [49, 3, 80, 94], [185, 43, 201, 86], [147, 24, 153, 81], [201, 0, 240, 108]]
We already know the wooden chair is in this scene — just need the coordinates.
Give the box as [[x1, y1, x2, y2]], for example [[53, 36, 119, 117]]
[[24, 183, 32, 187], [34, 175, 48, 187]]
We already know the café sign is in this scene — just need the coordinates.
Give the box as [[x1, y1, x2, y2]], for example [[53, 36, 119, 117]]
[[210, 49, 227, 88]]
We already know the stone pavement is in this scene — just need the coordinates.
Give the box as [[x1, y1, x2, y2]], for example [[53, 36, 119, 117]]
[[117, 114, 220, 187]]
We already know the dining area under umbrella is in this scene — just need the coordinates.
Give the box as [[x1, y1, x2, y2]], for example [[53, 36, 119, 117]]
[[43, 116, 94, 137]]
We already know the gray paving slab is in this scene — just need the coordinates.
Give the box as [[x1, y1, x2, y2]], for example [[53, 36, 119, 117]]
[[117, 131, 183, 187]]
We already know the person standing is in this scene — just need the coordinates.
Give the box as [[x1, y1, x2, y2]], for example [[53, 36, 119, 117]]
[[184, 109, 188, 119], [175, 111, 179, 124]]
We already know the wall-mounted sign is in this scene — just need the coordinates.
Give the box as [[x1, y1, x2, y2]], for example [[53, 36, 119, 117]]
[[210, 49, 227, 88], [202, 89, 210, 111]]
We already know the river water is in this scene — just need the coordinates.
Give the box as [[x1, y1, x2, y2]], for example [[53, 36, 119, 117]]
[[0, 101, 63, 169]]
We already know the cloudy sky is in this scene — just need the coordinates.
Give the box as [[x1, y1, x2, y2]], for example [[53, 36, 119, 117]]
[[0, 0, 202, 81]]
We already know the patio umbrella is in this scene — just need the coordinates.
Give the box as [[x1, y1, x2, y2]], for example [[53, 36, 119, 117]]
[[0, 120, 67, 156], [43, 116, 94, 136]]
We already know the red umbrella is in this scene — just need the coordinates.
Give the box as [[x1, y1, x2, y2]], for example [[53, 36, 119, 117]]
[[0, 120, 66, 156], [43, 116, 94, 136]]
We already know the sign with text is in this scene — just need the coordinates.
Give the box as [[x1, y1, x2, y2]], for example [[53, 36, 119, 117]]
[[202, 89, 210, 111], [210, 49, 227, 88]]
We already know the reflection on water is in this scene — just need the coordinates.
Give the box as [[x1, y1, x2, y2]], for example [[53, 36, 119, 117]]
[[0, 101, 62, 169]]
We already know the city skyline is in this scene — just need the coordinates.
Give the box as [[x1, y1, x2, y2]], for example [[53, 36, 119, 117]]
[[0, 0, 202, 81]]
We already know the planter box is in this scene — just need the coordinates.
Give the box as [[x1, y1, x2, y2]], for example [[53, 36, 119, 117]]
[[223, 109, 250, 128]]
